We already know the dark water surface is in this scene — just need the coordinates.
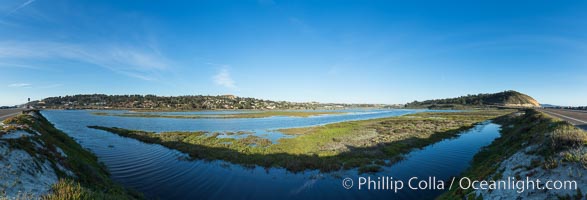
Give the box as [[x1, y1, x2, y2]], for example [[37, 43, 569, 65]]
[[42, 109, 500, 199]]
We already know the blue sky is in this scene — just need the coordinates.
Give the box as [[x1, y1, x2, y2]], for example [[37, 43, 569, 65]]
[[1, 0, 586, 106]]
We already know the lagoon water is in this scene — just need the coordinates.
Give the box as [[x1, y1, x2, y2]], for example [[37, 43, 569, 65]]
[[42, 109, 500, 199]]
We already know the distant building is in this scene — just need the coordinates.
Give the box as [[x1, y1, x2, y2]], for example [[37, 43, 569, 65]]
[[221, 94, 236, 100]]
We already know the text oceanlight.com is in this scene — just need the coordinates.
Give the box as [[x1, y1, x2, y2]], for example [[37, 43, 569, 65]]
[[342, 176, 578, 193]]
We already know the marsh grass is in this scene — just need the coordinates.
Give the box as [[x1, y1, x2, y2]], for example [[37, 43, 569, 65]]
[[42, 178, 136, 200], [89, 110, 513, 173]]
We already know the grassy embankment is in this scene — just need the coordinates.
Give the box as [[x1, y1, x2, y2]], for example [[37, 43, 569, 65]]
[[0, 111, 141, 199], [93, 111, 344, 119], [89, 110, 513, 173], [440, 109, 587, 199]]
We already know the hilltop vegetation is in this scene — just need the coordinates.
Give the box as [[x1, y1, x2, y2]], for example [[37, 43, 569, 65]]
[[406, 90, 540, 109], [31, 94, 390, 110]]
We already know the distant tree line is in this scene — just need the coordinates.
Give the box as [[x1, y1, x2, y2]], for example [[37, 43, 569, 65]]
[[550, 106, 587, 110]]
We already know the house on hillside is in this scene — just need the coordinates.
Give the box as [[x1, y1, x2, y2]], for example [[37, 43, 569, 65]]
[[221, 95, 236, 100]]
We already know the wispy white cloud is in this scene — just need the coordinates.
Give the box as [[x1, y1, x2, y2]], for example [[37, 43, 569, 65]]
[[8, 0, 36, 15], [0, 40, 171, 80], [0, 62, 40, 69], [6, 83, 63, 89], [213, 68, 236, 89], [205, 62, 229, 68], [8, 83, 31, 88]]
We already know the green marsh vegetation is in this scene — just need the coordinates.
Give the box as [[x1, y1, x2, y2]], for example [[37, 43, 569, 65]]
[[92, 110, 344, 119], [440, 109, 587, 199], [89, 110, 514, 173]]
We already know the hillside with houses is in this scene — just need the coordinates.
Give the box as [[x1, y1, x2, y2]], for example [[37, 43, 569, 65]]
[[30, 94, 394, 110]]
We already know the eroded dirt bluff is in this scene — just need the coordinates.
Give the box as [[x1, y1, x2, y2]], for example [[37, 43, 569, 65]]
[[0, 111, 141, 199]]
